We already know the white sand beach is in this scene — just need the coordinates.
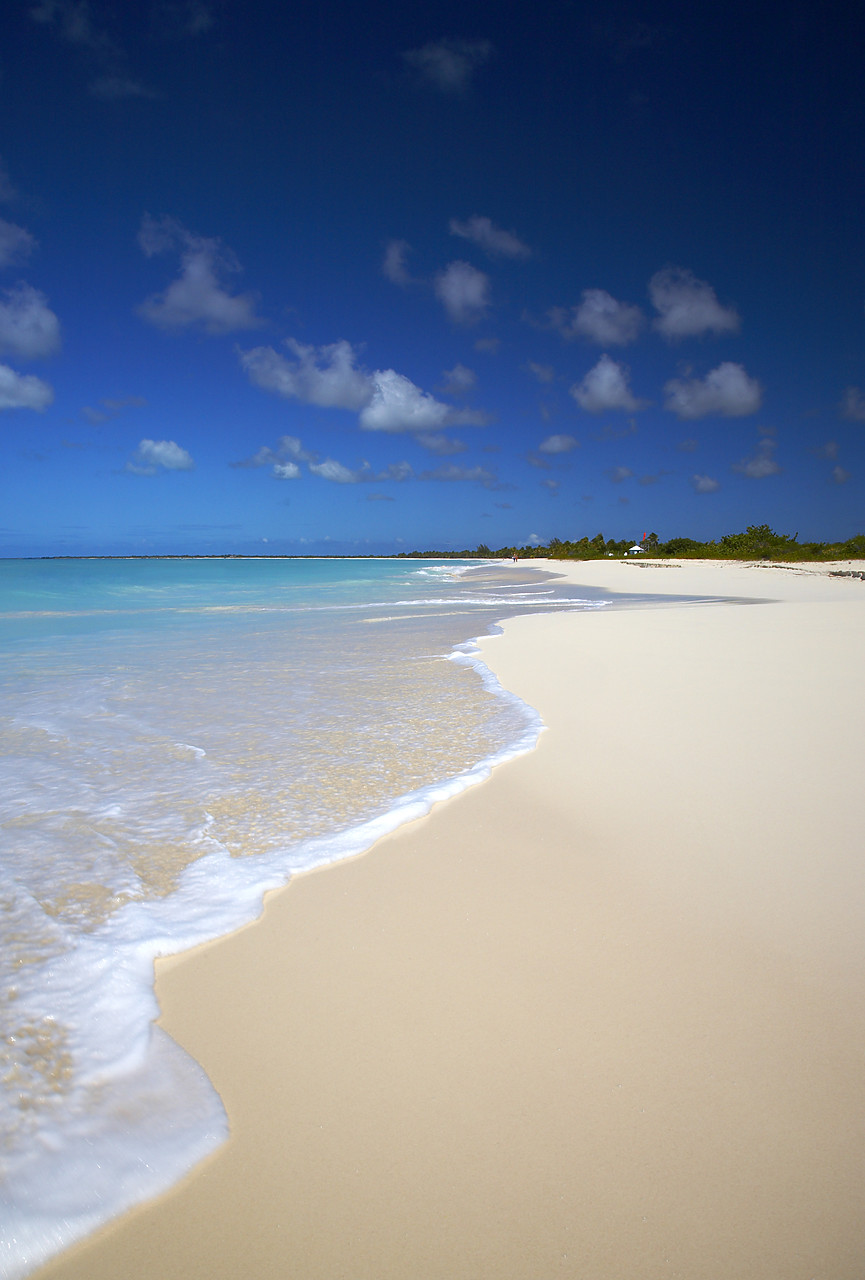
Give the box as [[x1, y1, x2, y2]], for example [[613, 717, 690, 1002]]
[[36, 559, 865, 1280]]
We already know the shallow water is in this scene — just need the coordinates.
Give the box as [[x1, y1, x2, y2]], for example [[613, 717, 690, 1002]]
[[0, 556, 617, 1277]]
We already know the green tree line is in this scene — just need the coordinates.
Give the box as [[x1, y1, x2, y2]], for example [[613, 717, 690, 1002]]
[[395, 526, 865, 562]]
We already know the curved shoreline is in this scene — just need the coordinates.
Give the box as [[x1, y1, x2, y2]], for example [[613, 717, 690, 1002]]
[[35, 559, 865, 1280]]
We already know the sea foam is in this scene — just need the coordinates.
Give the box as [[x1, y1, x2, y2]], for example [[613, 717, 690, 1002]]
[[0, 558, 609, 1276]]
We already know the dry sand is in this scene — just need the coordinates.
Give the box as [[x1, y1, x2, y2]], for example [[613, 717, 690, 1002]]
[[36, 560, 865, 1280]]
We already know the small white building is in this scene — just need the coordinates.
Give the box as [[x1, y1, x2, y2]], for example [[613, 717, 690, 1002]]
[[626, 543, 645, 555]]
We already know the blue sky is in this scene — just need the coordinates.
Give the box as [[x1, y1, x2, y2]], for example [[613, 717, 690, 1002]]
[[1, 0, 863, 556]]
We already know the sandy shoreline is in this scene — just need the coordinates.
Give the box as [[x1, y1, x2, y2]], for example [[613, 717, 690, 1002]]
[[35, 560, 865, 1280]]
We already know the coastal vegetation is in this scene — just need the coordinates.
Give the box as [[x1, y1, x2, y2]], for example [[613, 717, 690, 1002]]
[[395, 526, 865, 562]]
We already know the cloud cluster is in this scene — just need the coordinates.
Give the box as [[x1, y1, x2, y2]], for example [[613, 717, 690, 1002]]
[[0, 163, 58, 413], [664, 362, 761, 418], [732, 436, 780, 478], [546, 267, 739, 354], [308, 458, 368, 484], [440, 362, 476, 394], [538, 433, 578, 454], [233, 430, 499, 489], [382, 239, 413, 286], [240, 338, 370, 409], [570, 354, 646, 413], [384, 215, 530, 330], [137, 215, 263, 335], [239, 337, 489, 435], [650, 267, 740, 339], [126, 438, 194, 475], [691, 473, 720, 493], [434, 260, 491, 324], [551, 289, 644, 345], [841, 387, 865, 421], [403, 39, 493, 94], [0, 220, 36, 269], [304, 457, 418, 485], [231, 435, 315, 476], [361, 368, 456, 432], [415, 433, 467, 455], [0, 284, 61, 359], [449, 216, 531, 260], [0, 364, 54, 411], [30, 0, 158, 98]]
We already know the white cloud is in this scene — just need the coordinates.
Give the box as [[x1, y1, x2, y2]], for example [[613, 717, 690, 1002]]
[[570, 354, 646, 413], [126, 438, 194, 475], [0, 220, 36, 268], [841, 387, 865, 421], [403, 39, 493, 94], [664, 362, 762, 418], [137, 215, 263, 335], [608, 465, 633, 483], [309, 458, 368, 484], [239, 339, 372, 410], [538, 433, 577, 454], [276, 435, 314, 462], [241, 339, 488, 436], [231, 435, 316, 476], [540, 478, 559, 493], [434, 260, 491, 324], [441, 362, 476, 393], [649, 267, 740, 339], [380, 461, 414, 482], [382, 239, 412, 285], [691, 473, 720, 493], [307, 457, 417, 485], [448, 216, 530, 259], [527, 361, 554, 383], [360, 368, 454, 432], [0, 363, 54, 411], [553, 289, 644, 345], [732, 437, 780, 479], [831, 465, 851, 484], [415, 432, 467, 455], [0, 284, 61, 359]]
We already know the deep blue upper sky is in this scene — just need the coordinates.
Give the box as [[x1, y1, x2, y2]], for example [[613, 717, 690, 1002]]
[[1, 0, 863, 555]]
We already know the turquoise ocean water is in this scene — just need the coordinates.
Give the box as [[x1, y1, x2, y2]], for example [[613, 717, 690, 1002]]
[[0, 556, 615, 1276]]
